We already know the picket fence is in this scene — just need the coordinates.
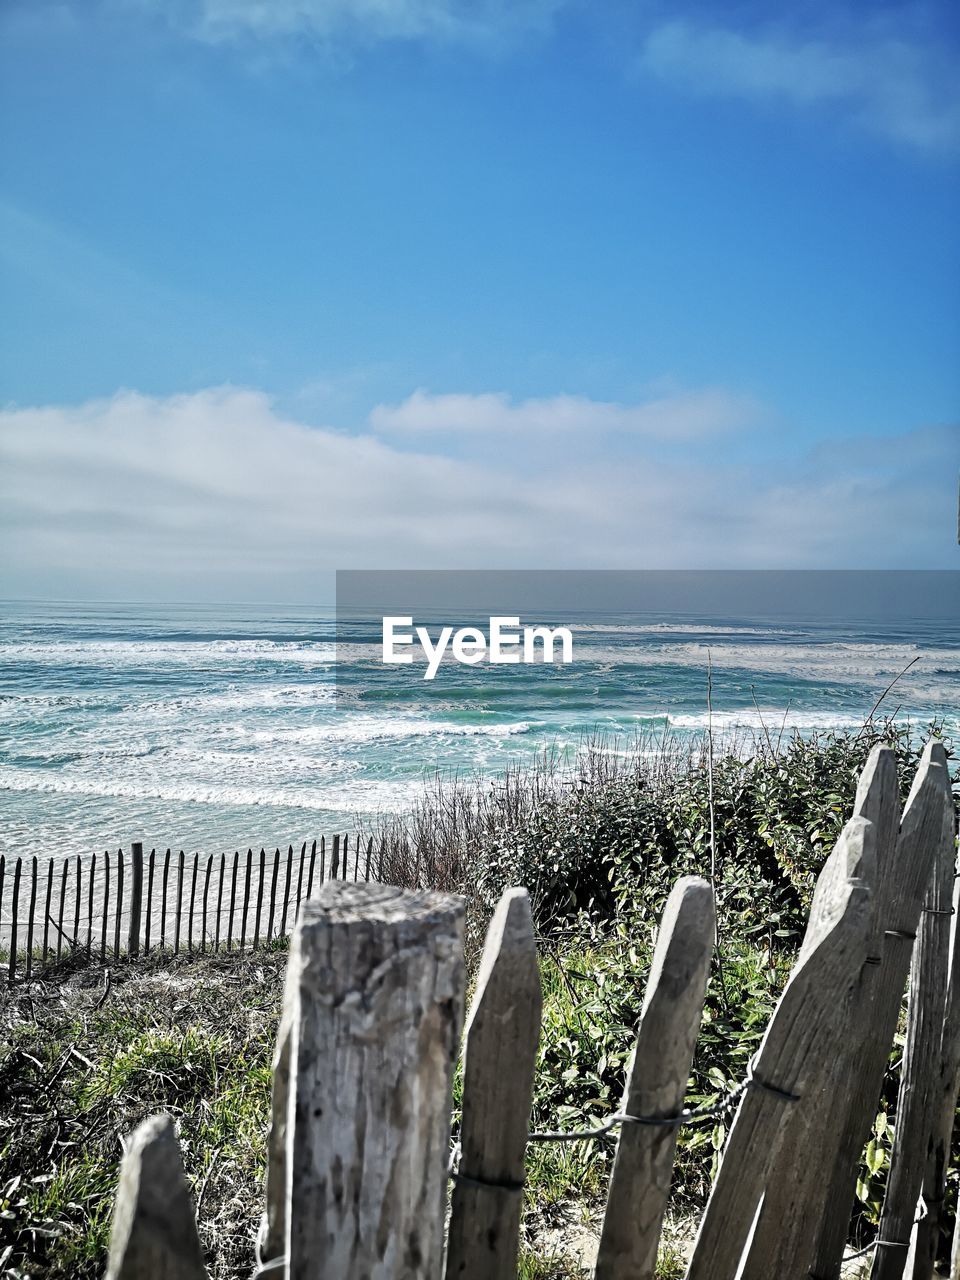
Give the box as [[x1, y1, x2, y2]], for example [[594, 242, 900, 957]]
[[0, 834, 376, 984], [84, 744, 960, 1277]]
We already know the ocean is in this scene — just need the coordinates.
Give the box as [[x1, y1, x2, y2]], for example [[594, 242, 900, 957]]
[[0, 599, 957, 860]]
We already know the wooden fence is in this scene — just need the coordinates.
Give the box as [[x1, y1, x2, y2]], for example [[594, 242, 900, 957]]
[[0, 833, 376, 984], [94, 742, 960, 1277]]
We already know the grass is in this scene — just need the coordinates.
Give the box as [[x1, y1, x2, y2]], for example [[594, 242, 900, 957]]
[[0, 948, 282, 1279]]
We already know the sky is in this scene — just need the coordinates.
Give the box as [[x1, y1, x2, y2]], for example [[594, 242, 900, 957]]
[[0, 0, 958, 600]]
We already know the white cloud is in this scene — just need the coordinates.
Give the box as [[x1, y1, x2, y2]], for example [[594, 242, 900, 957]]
[[639, 21, 960, 153], [0, 386, 954, 601], [370, 387, 764, 439]]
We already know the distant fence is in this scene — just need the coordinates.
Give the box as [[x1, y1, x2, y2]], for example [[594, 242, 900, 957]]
[[0, 834, 377, 984], [101, 740, 959, 1280]]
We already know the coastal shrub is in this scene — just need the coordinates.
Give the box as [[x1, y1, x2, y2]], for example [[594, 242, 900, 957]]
[[464, 717, 952, 942]]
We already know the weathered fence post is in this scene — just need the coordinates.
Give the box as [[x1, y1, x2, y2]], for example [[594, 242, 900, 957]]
[[105, 1113, 207, 1280], [912, 866, 960, 1279], [812, 741, 954, 1279], [595, 876, 715, 1280], [685, 814, 875, 1280], [445, 887, 542, 1280], [258, 990, 294, 1270], [740, 744, 900, 1278], [128, 842, 144, 958], [872, 764, 956, 1280], [284, 882, 465, 1280]]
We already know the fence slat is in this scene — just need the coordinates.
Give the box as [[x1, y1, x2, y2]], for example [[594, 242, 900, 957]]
[[56, 858, 68, 962], [8, 858, 22, 982], [240, 849, 252, 951], [201, 855, 212, 953], [143, 850, 154, 955], [445, 888, 542, 1280], [100, 853, 110, 963], [319, 836, 326, 887], [595, 877, 715, 1280], [187, 854, 198, 953], [104, 1113, 207, 1280], [226, 851, 239, 952], [128, 843, 143, 958], [294, 841, 306, 922], [42, 859, 54, 968], [160, 850, 171, 952], [331, 835, 340, 882], [812, 741, 955, 1279], [285, 883, 465, 1280], [364, 837, 373, 882], [279, 845, 294, 938], [253, 848, 266, 948], [912, 867, 960, 1278], [266, 849, 280, 942], [72, 854, 82, 952], [214, 853, 225, 952], [740, 744, 901, 1277], [114, 850, 123, 958], [871, 757, 956, 1280], [173, 851, 185, 955], [24, 856, 37, 979], [305, 839, 317, 903], [685, 814, 875, 1280], [88, 852, 98, 953]]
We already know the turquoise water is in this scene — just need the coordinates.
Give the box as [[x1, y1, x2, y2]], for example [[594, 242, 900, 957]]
[[0, 600, 957, 859]]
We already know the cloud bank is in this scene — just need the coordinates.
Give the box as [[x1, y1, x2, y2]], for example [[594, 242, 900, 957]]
[[370, 388, 763, 440], [0, 386, 955, 599]]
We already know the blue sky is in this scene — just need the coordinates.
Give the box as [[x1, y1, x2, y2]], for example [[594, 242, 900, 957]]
[[1, 0, 958, 597]]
